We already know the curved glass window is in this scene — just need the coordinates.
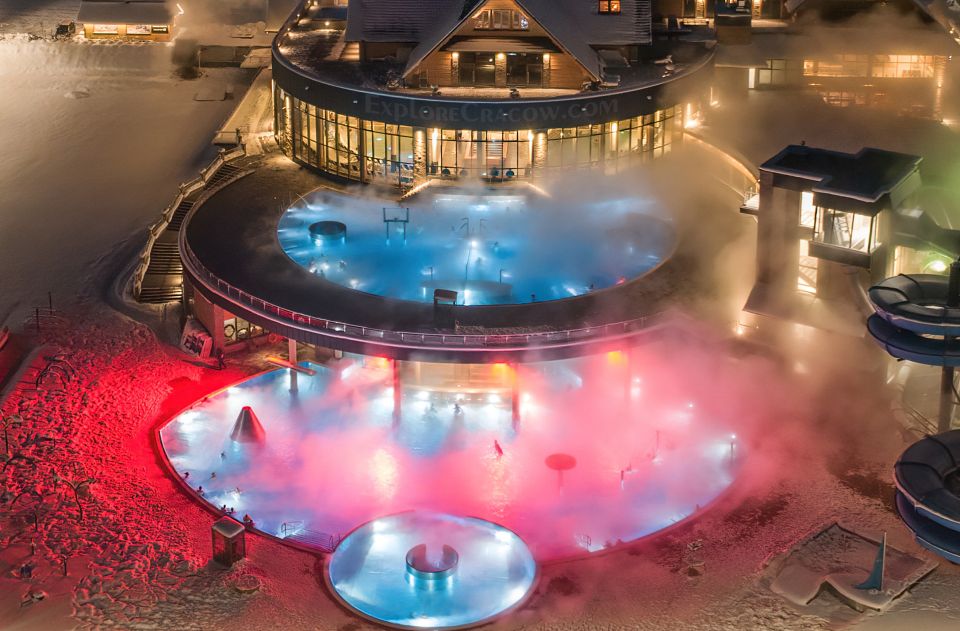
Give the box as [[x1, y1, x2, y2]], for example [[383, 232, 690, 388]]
[[275, 88, 682, 188]]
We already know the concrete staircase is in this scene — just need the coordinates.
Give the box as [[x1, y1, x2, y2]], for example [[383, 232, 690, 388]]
[[136, 160, 249, 304]]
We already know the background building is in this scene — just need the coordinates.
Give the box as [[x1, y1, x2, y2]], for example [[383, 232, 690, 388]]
[[76, 0, 175, 41], [272, 0, 710, 190]]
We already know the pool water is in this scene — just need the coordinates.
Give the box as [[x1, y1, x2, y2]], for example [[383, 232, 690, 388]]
[[159, 351, 741, 560], [277, 190, 675, 305]]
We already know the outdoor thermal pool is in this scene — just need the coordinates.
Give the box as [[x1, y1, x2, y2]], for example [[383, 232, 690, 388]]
[[276, 189, 676, 306]]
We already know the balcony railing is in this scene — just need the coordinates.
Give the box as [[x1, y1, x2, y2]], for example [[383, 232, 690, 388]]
[[180, 237, 663, 352]]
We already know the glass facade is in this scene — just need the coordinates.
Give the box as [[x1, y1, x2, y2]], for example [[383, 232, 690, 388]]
[[276, 87, 683, 189], [223, 314, 266, 345], [812, 207, 879, 254]]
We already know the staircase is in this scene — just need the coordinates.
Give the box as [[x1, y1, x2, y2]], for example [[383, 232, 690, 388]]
[[204, 163, 242, 188], [136, 156, 250, 304], [340, 41, 360, 62], [166, 200, 195, 233]]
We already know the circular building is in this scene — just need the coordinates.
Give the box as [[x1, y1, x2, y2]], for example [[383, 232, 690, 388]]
[[272, 0, 713, 190]]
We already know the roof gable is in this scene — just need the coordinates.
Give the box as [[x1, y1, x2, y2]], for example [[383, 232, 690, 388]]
[[403, 0, 601, 80]]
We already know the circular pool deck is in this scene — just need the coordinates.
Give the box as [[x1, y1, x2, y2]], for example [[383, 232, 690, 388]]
[[181, 165, 714, 360]]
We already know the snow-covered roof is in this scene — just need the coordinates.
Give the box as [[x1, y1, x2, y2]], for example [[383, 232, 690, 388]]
[[77, 0, 173, 25]]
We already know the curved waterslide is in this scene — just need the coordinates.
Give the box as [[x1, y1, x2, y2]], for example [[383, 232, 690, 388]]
[[895, 431, 960, 563], [868, 274, 960, 366]]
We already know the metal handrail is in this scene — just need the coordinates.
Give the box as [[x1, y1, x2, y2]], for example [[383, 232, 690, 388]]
[[180, 238, 662, 350], [133, 146, 246, 299]]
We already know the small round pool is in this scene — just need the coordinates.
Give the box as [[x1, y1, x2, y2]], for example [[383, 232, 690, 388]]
[[327, 512, 537, 629], [277, 189, 675, 306]]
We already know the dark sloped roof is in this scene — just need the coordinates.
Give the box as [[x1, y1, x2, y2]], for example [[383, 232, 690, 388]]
[[77, 0, 172, 25], [349, 0, 650, 80], [402, 0, 648, 80], [522, 0, 649, 47], [345, 0, 474, 43], [761, 145, 922, 204]]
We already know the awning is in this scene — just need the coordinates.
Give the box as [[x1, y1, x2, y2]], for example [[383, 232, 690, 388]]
[[443, 37, 560, 54], [597, 49, 629, 67]]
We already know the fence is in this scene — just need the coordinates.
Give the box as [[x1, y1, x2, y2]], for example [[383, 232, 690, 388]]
[[181, 239, 664, 351]]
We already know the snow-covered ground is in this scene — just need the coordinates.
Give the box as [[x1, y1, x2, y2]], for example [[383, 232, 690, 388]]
[[4, 307, 960, 630], [0, 35, 251, 327], [0, 0, 80, 36], [2, 3, 960, 631]]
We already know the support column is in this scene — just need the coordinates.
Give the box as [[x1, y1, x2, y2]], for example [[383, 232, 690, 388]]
[[624, 351, 632, 408], [495, 53, 507, 88], [755, 171, 802, 306], [190, 290, 225, 356], [939, 260, 960, 432], [511, 364, 520, 430], [288, 338, 298, 393], [413, 129, 426, 184], [532, 132, 547, 172], [392, 359, 402, 424]]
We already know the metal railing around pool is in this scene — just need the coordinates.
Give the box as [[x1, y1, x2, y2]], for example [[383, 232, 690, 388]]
[[180, 238, 664, 351]]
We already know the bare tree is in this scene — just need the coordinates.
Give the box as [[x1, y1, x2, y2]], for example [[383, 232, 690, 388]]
[[11, 489, 46, 532], [1, 415, 22, 456], [55, 474, 95, 522]]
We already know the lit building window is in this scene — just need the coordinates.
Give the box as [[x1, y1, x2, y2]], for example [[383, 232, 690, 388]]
[[598, 0, 621, 13], [474, 9, 529, 30], [275, 89, 682, 188], [798, 240, 818, 294], [799, 191, 815, 228], [812, 206, 879, 254]]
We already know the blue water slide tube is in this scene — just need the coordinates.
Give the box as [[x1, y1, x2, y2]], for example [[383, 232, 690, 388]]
[[869, 274, 960, 337], [867, 314, 960, 367], [894, 431, 960, 563]]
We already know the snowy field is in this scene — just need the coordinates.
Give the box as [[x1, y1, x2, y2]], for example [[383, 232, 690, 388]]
[[0, 0, 80, 36], [1, 2, 960, 631], [0, 35, 251, 327]]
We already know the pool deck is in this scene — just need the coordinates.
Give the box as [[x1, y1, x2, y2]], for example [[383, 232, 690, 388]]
[[182, 160, 696, 342]]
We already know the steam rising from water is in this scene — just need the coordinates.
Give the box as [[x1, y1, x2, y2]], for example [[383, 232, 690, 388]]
[[159, 333, 768, 559]]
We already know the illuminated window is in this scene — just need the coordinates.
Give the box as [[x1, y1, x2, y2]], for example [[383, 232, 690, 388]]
[[803, 54, 868, 78], [92, 24, 119, 34], [474, 9, 529, 30], [871, 55, 935, 79], [799, 191, 815, 228], [798, 240, 818, 293], [127, 24, 150, 35], [812, 207, 878, 254], [598, 0, 621, 13]]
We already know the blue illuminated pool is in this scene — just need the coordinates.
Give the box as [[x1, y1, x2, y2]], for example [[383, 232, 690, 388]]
[[327, 512, 537, 629], [277, 189, 675, 306]]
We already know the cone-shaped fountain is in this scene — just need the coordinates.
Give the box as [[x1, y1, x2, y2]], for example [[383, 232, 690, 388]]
[[230, 406, 265, 443], [327, 511, 537, 629]]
